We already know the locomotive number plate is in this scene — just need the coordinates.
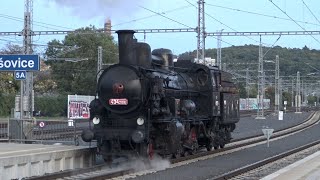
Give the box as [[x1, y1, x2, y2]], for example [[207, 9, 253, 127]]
[[109, 98, 128, 105]]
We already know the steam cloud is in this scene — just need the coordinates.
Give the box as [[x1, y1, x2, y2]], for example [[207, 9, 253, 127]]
[[131, 156, 171, 172], [49, 0, 144, 19], [109, 155, 171, 179]]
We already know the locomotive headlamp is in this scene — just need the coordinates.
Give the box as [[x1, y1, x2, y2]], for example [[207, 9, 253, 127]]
[[93, 117, 100, 125], [137, 117, 145, 125]]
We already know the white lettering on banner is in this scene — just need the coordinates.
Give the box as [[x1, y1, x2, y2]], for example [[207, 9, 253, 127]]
[[0, 58, 35, 69], [68, 101, 90, 119]]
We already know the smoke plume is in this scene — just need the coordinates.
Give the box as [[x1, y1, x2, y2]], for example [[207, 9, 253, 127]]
[[49, 0, 143, 19]]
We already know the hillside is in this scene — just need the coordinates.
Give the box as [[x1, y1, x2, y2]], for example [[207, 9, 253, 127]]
[[179, 45, 320, 77]]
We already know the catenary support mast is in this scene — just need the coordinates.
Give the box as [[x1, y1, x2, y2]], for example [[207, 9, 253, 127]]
[[197, 0, 206, 63]]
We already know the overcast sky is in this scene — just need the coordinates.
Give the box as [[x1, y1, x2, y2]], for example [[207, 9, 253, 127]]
[[1, 0, 320, 55]]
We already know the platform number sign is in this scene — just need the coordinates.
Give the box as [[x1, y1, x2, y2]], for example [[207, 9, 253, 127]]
[[15, 70, 27, 80]]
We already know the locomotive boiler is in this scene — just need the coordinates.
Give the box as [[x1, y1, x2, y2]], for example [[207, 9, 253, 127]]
[[82, 30, 240, 161]]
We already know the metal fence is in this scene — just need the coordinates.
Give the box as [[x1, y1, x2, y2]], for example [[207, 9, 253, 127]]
[[0, 118, 9, 141], [6, 118, 93, 146]]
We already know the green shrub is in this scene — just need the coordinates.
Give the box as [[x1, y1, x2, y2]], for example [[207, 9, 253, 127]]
[[0, 94, 68, 117], [34, 95, 68, 117], [0, 93, 15, 117]]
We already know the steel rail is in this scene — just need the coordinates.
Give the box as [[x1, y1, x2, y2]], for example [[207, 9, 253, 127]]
[[212, 140, 320, 180]]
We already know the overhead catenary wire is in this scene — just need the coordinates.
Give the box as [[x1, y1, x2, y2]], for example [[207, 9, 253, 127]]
[[213, 36, 234, 46], [31, 43, 77, 48], [0, 37, 77, 52], [263, 35, 281, 57], [0, 13, 75, 30], [0, 12, 79, 51], [184, 0, 271, 47], [304, 62, 320, 73], [113, 5, 193, 27], [0, 37, 22, 43], [301, 0, 320, 25], [269, 0, 320, 45], [178, 0, 235, 46], [139, 5, 194, 28], [206, 3, 320, 27]]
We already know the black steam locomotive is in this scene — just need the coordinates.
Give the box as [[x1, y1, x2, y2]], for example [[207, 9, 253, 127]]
[[82, 30, 240, 161]]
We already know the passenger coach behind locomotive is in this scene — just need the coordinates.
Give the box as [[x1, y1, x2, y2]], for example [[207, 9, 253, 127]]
[[82, 30, 240, 161]]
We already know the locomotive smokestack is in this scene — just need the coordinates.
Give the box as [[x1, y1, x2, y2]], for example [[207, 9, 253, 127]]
[[116, 30, 136, 65]]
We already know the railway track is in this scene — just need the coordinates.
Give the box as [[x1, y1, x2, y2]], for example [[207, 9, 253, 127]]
[[224, 140, 320, 180], [24, 111, 320, 180]]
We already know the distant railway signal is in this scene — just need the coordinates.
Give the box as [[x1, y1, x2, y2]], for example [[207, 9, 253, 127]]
[[262, 128, 274, 147]]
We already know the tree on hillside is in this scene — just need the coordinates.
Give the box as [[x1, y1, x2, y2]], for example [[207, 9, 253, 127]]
[[45, 26, 118, 95], [33, 60, 57, 95]]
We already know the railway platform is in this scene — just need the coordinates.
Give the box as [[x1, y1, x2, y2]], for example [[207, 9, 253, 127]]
[[0, 143, 95, 180], [262, 151, 320, 180]]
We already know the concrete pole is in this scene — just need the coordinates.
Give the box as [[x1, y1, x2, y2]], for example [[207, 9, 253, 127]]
[[246, 68, 250, 110], [275, 55, 279, 114], [279, 78, 282, 110], [291, 79, 294, 107], [256, 36, 265, 119], [295, 71, 301, 113], [222, 63, 227, 71], [217, 29, 223, 69], [97, 46, 103, 83], [21, 0, 33, 119]]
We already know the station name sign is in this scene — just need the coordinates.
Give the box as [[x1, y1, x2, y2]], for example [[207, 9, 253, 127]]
[[0, 55, 40, 71]]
